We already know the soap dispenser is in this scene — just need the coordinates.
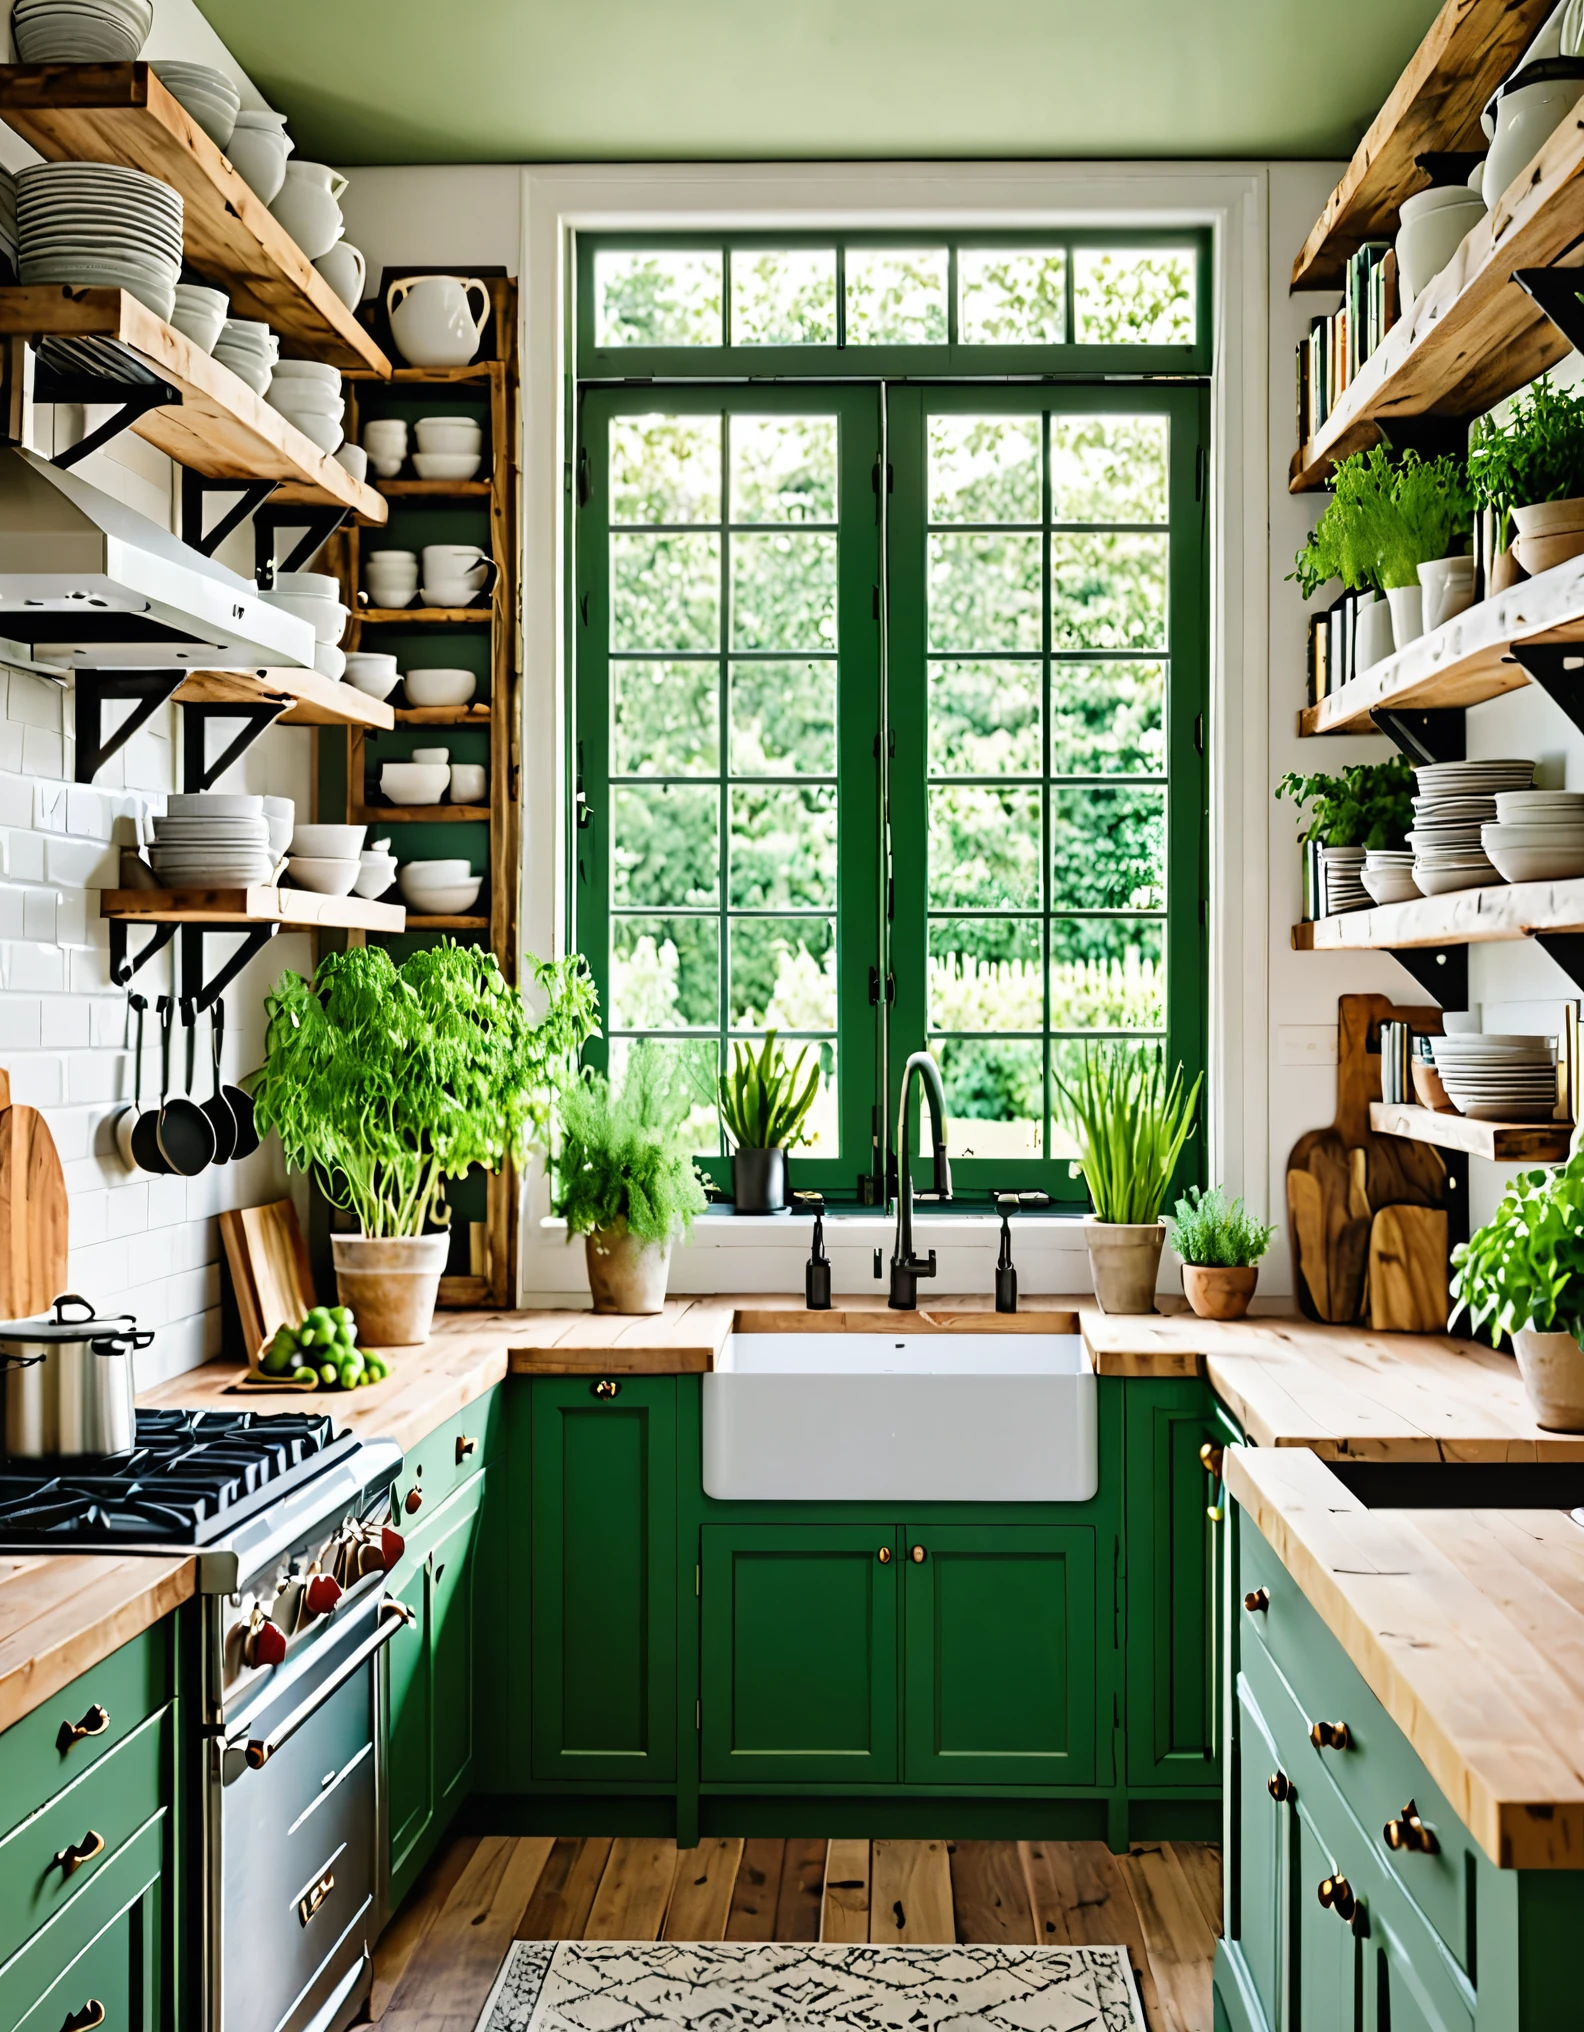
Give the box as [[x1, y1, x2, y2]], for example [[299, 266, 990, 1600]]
[[995, 1194, 1018, 1314], [801, 1194, 832, 1310]]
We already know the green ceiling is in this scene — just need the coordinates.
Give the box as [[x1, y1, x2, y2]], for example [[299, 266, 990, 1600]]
[[196, 0, 1443, 167]]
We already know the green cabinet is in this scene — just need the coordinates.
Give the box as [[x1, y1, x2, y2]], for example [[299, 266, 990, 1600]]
[[1229, 1676, 1284, 2032], [432, 1477, 484, 1815], [531, 1375, 677, 1783], [386, 1516, 433, 1882]]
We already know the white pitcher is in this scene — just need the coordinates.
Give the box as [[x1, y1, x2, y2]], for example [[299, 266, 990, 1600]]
[[271, 162, 348, 262], [314, 241, 366, 310], [387, 275, 491, 368]]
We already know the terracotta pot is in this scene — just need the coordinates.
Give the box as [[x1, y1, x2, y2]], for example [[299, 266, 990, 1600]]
[[1083, 1217, 1165, 1315], [1183, 1264, 1259, 1321], [585, 1227, 672, 1314], [330, 1231, 449, 1348], [1410, 1060, 1456, 1113], [1513, 1328, 1584, 1431]]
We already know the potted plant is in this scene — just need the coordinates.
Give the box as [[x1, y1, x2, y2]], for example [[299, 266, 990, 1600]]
[[715, 1031, 821, 1213], [1378, 450, 1472, 647], [1054, 1044, 1203, 1315], [1167, 1185, 1276, 1321], [1451, 1149, 1584, 1431], [1291, 447, 1394, 671], [1293, 446, 1471, 654], [249, 943, 596, 1346], [1469, 373, 1584, 586], [1276, 756, 1416, 916], [553, 1044, 707, 1313]]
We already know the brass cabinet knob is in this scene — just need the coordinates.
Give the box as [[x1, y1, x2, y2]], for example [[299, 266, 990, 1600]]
[[56, 1702, 109, 1754], [910, 1544, 927, 1563], [591, 1378, 621, 1400], [1317, 1873, 1356, 1921], [1244, 1587, 1270, 1613], [53, 1829, 104, 1878], [1384, 1800, 1440, 1855], [61, 2004, 106, 2032], [1268, 1771, 1292, 1802], [1311, 1719, 1350, 1752], [877, 1546, 892, 1564], [1199, 1440, 1224, 1479], [455, 1434, 478, 1465]]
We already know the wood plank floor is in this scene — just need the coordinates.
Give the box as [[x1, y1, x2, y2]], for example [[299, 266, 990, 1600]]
[[367, 1836, 1221, 2032]]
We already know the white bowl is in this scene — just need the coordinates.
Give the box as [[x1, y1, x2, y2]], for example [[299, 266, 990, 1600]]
[[272, 569, 340, 600], [1361, 867, 1421, 906], [415, 416, 482, 448], [167, 791, 263, 818], [402, 667, 476, 707], [1414, 861, 1500, 895], [412, 451, 483, 481], [449, 764, 487, 804], [291, 823, 366, 857], [1482, 821, 1584, 845], [262, 588, 346, 644], [421, 582, 486, 608], [286, 855, 360, 896], [401, 857, 471, 882], [270, 359, 341, 389], [267, 384, 344, 423], [379, 763, 449, 806], [399, 868, 482, 912], [334, 443, 368, 484], [344, 653, 400, 699], [313, 641, 346, 679], [411, 746, 449, 764], [352, 861, 397, 899], [1486, 841, 1584, 883], [279, 409, 344, 456]]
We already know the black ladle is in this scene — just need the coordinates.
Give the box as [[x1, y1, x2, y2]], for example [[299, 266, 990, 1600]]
[[155, 997, 216, 1176], [214, 999, 260, 1159], [128, 992, 171, 1175], [202, 1000, 237, 1164]]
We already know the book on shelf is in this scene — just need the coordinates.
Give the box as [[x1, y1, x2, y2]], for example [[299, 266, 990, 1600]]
[[1294, 247, 1396, 449], [1379, 1020, 1412, 1106], [1306, 612, 1329, 706]]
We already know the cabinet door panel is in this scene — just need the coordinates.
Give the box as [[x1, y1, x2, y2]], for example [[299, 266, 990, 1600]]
[[902, 1525, 1095, 1786], [701, 1525, 898, 1784], [1126, 1380, 1219, 1788], [1294, 1790, 1360, 2032], [1230, 1671, 1286, 2032], [531, 1378, 677, 1782], [431, 1474, 484, 1814], [385, 1532, 432, 1879]]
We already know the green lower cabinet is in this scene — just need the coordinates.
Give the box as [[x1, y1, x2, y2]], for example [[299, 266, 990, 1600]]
[[432, 1475, 485, 1815], [1225, 1675, 1284, 2032], [1293, 1783, 1361, 2032], [1, 1815, 165, 2032], [902, 1525, 1095, 1786], [387, 1505, 435, 1885]]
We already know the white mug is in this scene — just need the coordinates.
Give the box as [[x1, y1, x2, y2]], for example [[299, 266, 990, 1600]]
[[422, 543, 488, 574], [449, 763, 487, 804]]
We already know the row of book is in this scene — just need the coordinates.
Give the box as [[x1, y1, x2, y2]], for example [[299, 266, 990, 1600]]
[[1305, 591, 1374, 704], [1296, 242, 1399, 447]]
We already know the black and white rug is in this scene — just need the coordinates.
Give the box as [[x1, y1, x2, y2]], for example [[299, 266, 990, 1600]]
[[474, 1940, 1146, 2032]]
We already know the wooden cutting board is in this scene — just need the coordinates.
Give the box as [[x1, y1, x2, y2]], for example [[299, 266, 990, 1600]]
[[1368, 1204, 1450, 1334], [0, 1069, 69, 1319], [219, 1199, 316, 1365]]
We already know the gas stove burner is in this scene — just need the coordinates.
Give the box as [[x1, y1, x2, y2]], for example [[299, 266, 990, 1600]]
[[0, 1475, 213, 1537]]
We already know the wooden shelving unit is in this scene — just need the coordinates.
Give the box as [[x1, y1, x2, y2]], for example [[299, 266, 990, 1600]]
[[0, 64, 390, 375], [176, 665, 393, 732], [394, 705, 491, 727], [1370, 1099, 1571, 1161], [357, 605, 494, 626], [354, 803, 490, 824], [101, 886, 403, 931], [1293, 876, 1584, 954]]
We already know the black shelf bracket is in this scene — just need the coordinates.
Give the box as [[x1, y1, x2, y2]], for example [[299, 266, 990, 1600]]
[[1373, 706, 1465, 764], [32, 340, 180, 472], [1373, 415, 1472, 465], [1536, 933, 1584, 997], [1509, 640, 1584, 736], [182, 700, 290, 792], [179, 470, 278, 558], [1512, 268, 1584, 355], [179, 923, 278, 1014], [254, 503, 352, 581], [75, 670, 186, 784], [1387, 944, 1469, 1008], [108, 917, 177, 988]]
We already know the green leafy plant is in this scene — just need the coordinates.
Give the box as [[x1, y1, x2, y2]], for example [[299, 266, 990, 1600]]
[[1053, 1044, 1203, 1224], [1450, 1152, 1584, 1344], [1167, 1185, 1275, 1268], [1276, 756, 1415, 850], [1468, 373, 1584, 550], [248, 943, 598, 1238], [1380, 452, 1472, 587], [1290, 446, 1471, 597], [716, 1031, 820, 1150], [553, 1043, 708, 1244]]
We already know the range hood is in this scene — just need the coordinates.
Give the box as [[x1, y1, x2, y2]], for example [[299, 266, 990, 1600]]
[[0, 447, 314, 671]]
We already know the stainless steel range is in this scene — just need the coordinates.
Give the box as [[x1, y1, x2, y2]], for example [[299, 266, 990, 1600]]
[[0, 1406, 405, 2032]]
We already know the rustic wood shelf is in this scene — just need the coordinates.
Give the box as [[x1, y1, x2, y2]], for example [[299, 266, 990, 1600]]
[[404, 914, 489, 930], [375, 480, 491, 499], [0, 65, 390, 376], [1291, 0, 1553, 289], [358, 606, 494, 625], [101, 887, 404, 930], [175, 666, 394, 731], [0, 287, 386, 517], [1293, 877, 1584, 954], [1370, 1099, 1572, 1161], [349, 363, 493, 385], [392, 705, 490, 726], [355, 804, 489, 824]]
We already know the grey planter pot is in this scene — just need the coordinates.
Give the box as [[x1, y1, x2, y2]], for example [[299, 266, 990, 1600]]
[[732, 1147, 787, 1213]]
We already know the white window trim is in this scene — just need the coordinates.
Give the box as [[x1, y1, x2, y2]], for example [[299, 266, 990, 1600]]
[[517, 160, 1269, 1305]]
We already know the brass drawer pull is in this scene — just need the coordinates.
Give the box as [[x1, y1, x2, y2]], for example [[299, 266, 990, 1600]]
[[910, 1544, 927, 1563], [298, 1870, 334, 1925], [877, 1546, 892, 1564], [1317, 1873, 1356, 1921], [61, 2002, 106, 2031], [1384, 1799, 1440, 1855], [1199, 1440, 1224, 1479], [1267, 1770, 1291, 1802], [591, 1378, 621, 1400], [1310, 1719, 1351, 1751], [53, 1829, 104, 1878], [404, 1486, 423, 1515], [455, 1434, 478, 1465], [1244, 1587, 1269, 1613], [56, 1703, 109, 1754]]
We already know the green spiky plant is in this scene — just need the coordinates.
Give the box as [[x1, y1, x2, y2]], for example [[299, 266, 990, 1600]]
[[1054, 1044, 1203, 1224], [1167, 1185, 1276, 1268], [553, 1043, 707, 1245], [716, 1031, 821, 1150]]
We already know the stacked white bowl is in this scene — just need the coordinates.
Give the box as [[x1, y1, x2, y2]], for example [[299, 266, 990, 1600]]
[[260, 570, 346, 679], [414, 414, 483, 481], [380, 758, 448, 807], [1430, 1033, 1558, 1121], [363, 417, 408, 478], [1408, 759, 1535, 895], [12, 0, 152, 59], [170, 282, 228, 355], [17, 162, 182, 323], [150, 792, 276, 887], [364, 549, 419, 610], [266, 360, 344, 456], [150, 62, 240, 149], [286, 822, 365, 897], [1482, 790, 1584, 882], [421, 543, 491, 607], [398, 859, 481, 914], [403, 667, 476, 707], [344, 651, 400, 700], [213, 318, 278, 396], [1361, 848, 1420, 906], [226, 111, 293, 206], [354, 837, 397, 899]]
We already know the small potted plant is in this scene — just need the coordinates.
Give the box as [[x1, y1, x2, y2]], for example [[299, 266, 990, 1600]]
[[1377, 450, 1472, 647], [1276, 756, 1415, 917], [1291, 447, 1394, 670], [1451, 1149, 1584, 1431], [1167, 1185, 1276, 1321], [1054, 1044, 1202, 1315], [1293, 446, 1472, 654], [1469, 374, 1584, 587], [249, 943, 597, 1346], [716, 1031, 821, 1213], [553, 1044, 707, 1313]]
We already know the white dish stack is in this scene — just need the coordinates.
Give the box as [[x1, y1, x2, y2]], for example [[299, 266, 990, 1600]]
[[150, 61, 241, 149], [1430, 1033, 1559, 1121], [1408, 759, 1535, 895], [1482, 790, 1584, 882], [266, 361, 345, 458], [1361, 849, 1419, 906], [12, 0, 152, 60], [212, 318, 278, 397], [17, 162, 183, 323], [0, 170, 17, 283], [285, 822, 365, 896], [259, 570, 347, 680], [150, 793, 281, 888]]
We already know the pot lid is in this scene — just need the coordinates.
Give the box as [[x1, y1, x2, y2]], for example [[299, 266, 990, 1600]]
[[0, 1293, 140, 1341]]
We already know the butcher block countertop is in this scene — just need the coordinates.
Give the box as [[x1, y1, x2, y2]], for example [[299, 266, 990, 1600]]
[[0, 1551, 194, 1736], [1229, 1444, 1584, 1869]]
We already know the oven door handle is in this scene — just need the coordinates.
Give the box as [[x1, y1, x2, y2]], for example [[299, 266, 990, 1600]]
[[243, 1600, 413, 1771]]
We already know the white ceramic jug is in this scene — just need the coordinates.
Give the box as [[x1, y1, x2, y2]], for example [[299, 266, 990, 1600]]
[[226, 110, 293, 204], [386, 275, 491, 368], [271, 162, 348, 262], [314, 241, 366, 310]]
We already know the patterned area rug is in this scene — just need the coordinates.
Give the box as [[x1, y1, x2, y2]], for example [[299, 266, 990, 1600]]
[[474, 1940, 1146, 2032]]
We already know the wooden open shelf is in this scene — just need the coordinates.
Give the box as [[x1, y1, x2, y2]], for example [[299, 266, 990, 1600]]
[[393, 704, 490, 726], [0, 66, 389, 376], [348, 363, 494, 385], [1293, 876, 1584, 954], [358, 606, 495, 625], [376, 480, 491, 499], [1370, 1099, 1572, 1161], [101, 887, 404, 931], [355, 804, 489, 824], [0, 288, 386, 517], [405, 914, 489, 930], [176, 665, 394, 731], [1291, 0, 1553, 289]]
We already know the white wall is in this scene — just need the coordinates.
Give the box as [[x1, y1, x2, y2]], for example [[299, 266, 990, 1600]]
[[336, 167, 520, 299]]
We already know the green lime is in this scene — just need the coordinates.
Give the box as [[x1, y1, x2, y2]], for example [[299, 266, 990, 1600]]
[[330, 1306, 353, 1327], [319, 1361, 338, 1385], [291, 1365, 318, 1387]]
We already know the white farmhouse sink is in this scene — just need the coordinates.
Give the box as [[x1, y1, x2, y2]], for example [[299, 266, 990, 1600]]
[[701, 1331, 1097, 1503]]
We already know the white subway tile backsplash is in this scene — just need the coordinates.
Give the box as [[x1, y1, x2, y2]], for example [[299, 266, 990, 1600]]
[[7, 831, 43, 882], [22, 888, 56, 942], [22, 728, 64, 779], [9, 672, 61, 732], [45, 834, 114, 888]]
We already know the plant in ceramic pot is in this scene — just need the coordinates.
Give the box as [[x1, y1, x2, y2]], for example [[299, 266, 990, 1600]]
[[714, 1031, 821, 1213], [1054, 1045, 1203, 1315], [1276, 755, 1415, 915], [553, 1045, 707, 1313], [1293, 446, 1471, 653], [1450, 1149, 1584, 1430], [249, 943, 596, 1347], [1167, 1185, 1276, 1321], [1469, 374, 1584, 583]]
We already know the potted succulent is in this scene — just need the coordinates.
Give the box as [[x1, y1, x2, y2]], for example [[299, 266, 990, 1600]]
[[1469, 374, 1584, 586], [1293, 446, 1472, 654], [715, 1031, 821, 1213], [1167, 1185, 1276, 1321], [1276, 756, 1416, 917], [1451, 1149, 1584, 1431], [249, 943, 596, 1346], [1054, 1044, 1203, 1315], [553, 1044, 707, 1313]]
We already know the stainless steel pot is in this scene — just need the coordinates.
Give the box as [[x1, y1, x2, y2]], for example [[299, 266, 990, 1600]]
[[0, 1293, 152, 1457]]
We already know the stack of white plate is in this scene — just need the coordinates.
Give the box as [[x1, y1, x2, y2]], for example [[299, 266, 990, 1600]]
[[1317, 844, 1368, 913], [1408, 758, 1535, 896], [265, 361, 344, 457], [150, 793, 276, 888], [150, 62, 240, 150], [12, 0, 152, 60], [1482, 789, 1584, 882], [1362, 848, 1420, 906], [16, 162, 183, 324], [212, 318, 278, 396], [1430, 1033, 1559, 1121], [0, 170, 16, 283]]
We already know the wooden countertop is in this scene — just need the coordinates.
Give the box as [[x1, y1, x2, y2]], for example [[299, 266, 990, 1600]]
[[0, 1552, 195, 1737], [1228, 1444, 1584, 1869]]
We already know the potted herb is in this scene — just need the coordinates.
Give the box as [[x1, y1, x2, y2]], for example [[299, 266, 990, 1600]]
[[1450, 1150, 1584, 1430], [715, 1031, 821, 1213], [1469, 374, 1584, 586], [1167, 1185, 1276, 1321], [1292, 447, 1472, 654], [1054, 1044, 1203, 1315], [249, 943, 596, 1346], [1276, 756, 1415, 916], [553, 1044, 707, 1313], [1291, 445, 1394, 669]]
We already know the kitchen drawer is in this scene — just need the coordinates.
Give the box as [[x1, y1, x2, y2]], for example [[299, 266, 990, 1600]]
[[392, 1387, 500, 1526], [1240, 1579, 1477, 1985], [0, 1811, 163, 2032], [0, 1624, 170, 1842], [0, 1702, 170, 1971]]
